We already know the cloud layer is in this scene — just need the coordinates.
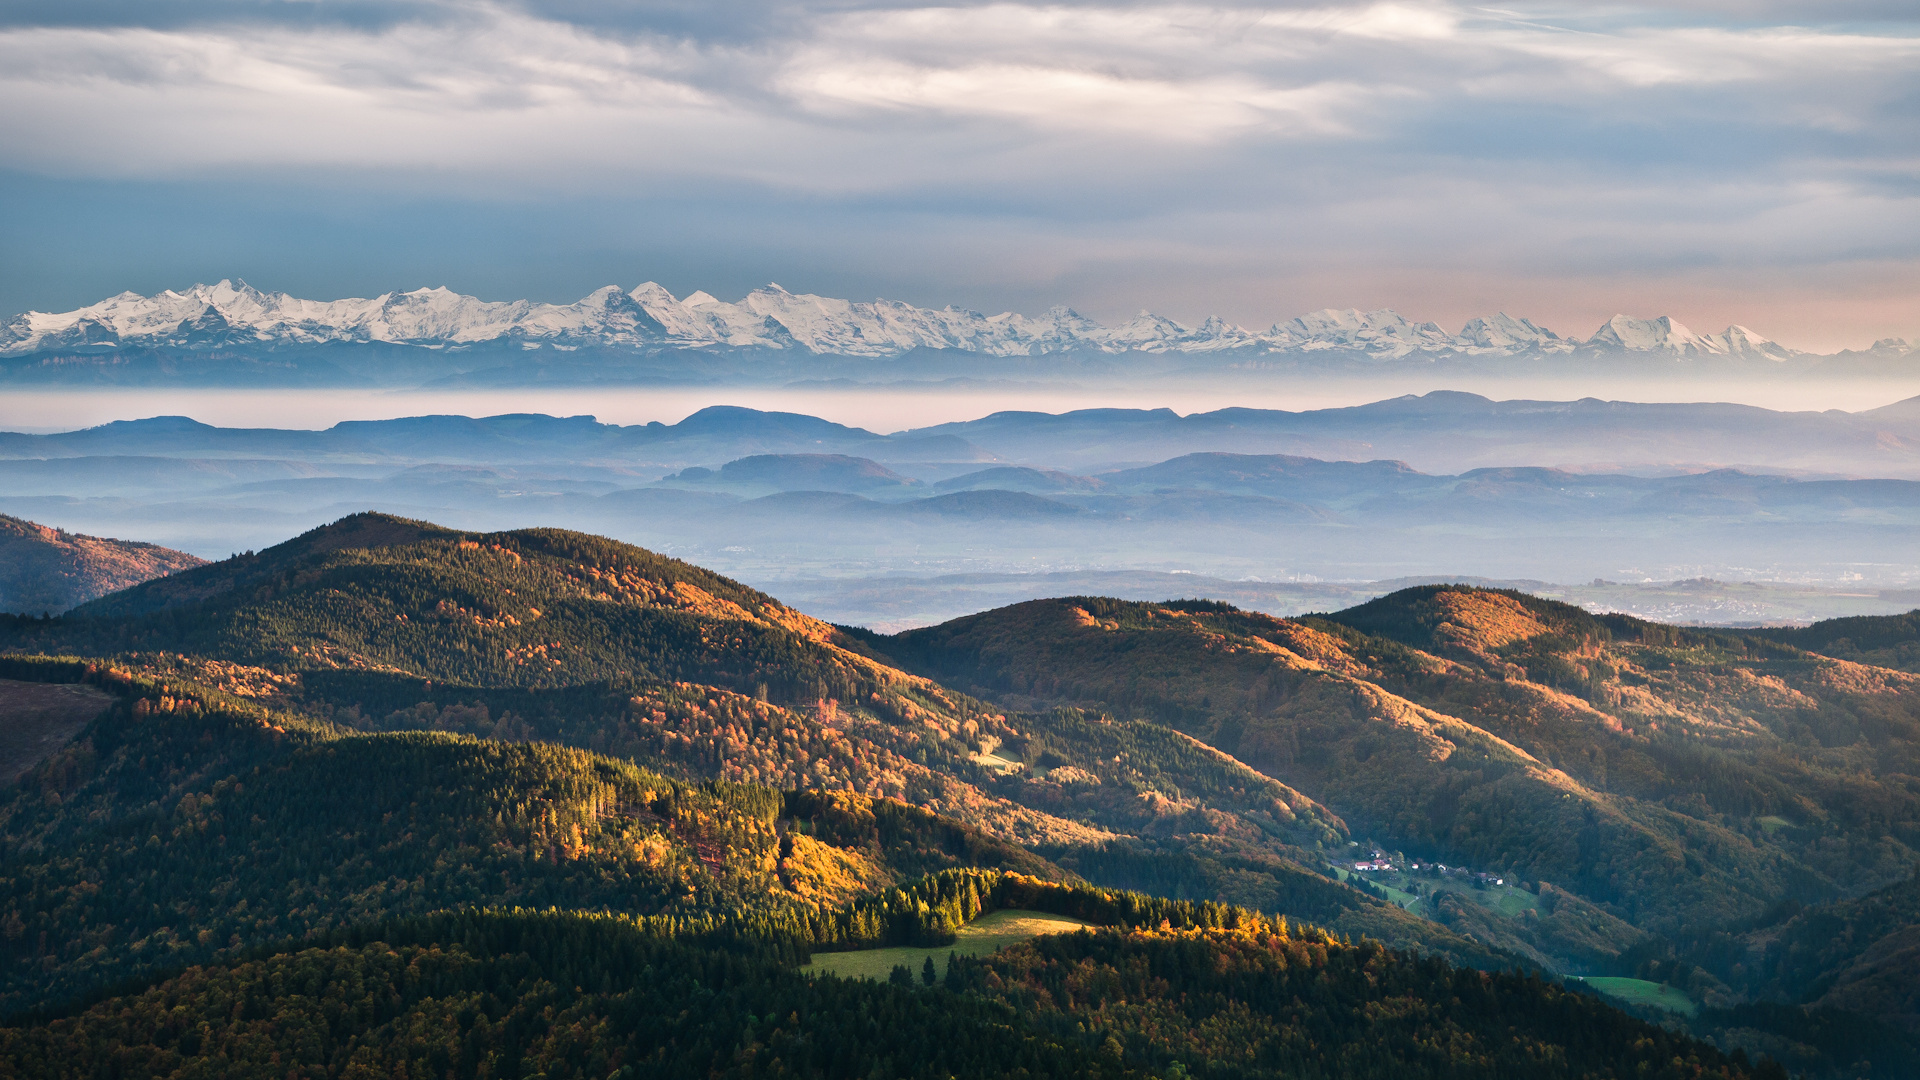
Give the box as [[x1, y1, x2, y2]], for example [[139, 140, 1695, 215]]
[[1, 1, 1916, 349]]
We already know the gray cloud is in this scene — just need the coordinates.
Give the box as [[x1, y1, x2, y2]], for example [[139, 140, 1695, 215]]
[[0, 1, 1914, 349]]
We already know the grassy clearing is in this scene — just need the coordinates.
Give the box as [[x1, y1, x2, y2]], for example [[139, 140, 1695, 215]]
[[1578, 977, 1697, 1016], [802, 909, 1091, 981], [1490, 887, 1541, 916], [1758, 815, 1792, 835], [1376, 883, 1419, 907], [970, 749, 1024, 775]]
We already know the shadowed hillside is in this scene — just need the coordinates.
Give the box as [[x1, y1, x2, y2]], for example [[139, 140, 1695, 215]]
[[1748, 610, 1920, 673]]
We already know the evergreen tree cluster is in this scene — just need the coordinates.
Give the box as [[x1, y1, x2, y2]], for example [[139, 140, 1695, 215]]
[[0, 905, 1770, 1080]]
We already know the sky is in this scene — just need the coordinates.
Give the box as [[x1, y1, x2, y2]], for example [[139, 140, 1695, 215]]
[[2, 1, 1917, 352]]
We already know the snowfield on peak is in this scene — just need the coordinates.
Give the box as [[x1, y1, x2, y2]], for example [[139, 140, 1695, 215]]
[[0, 280, 1813, 362]]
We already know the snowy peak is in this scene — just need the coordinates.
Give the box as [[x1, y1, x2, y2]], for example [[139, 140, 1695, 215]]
[[0, 283, 1813, 363], [1458, 312, 1562, 350], [1583, 315, 1797, 362], [1265, 308, 1465, 358], [1588, 314, 1707, 353]]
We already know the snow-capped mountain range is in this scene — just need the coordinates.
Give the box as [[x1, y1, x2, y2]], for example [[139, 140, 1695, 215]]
[[1, 280, 1825, 362]]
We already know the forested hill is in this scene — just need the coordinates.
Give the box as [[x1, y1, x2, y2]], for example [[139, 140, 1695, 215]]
[[2, 904, 1767, 1080], [0, 657, 1062, 1014], [6, 511, 988, 745], [1745, 609, 1920, 673], [0, 657, 1771, 1079], [4, 517, 1916, 1074], [0, 514, 1498, 973], [877, 587, 1920, 1052], [0, 515, 204, 616]]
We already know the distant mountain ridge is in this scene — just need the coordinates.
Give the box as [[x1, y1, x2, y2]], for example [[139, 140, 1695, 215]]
[[7, 280, 1905, 372]]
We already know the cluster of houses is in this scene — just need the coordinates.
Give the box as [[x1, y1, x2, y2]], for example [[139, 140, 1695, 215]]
[[1347, 851, 1505, 887]]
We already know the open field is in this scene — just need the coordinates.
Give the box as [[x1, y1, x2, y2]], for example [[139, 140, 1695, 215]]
[[0, 679, 110, 784], [801, 909, 1092, 981], [1579, 977, 1697, 1016]]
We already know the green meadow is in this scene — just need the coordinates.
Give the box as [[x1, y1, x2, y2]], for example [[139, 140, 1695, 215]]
[[1579, 977, 1698, 1016], [802, 909, 1092, 980]]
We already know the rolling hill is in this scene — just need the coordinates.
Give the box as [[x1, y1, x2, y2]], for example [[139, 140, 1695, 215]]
[[876, 589, 1920, 1010], [0, 659, 1768, 1078], [0, 515, 204, 616], [5, 515, 1919, 1074], [0, 515, 1485, 964]]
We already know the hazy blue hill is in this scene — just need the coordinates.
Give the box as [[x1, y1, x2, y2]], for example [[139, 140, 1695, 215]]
[[934, 465, 1104, 494], [595, 486, 745, 513], [0, 407, 915, 470], [1080, 489, 1334, 524], [903, 394, 1920, 475], [32, 416, 344, 459], [898, 489, 1084, 518], [1098, 452, 1438, 500], [646, 404, 875, 444], [0, 456, 349, 497], [728, 489, 879, 516], [702, 488, 1086, 521], [663, 453, 923, 495], [7, 396, 1918, 481]]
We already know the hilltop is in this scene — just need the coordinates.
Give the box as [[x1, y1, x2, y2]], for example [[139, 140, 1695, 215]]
[[0, 515, 204, 616]]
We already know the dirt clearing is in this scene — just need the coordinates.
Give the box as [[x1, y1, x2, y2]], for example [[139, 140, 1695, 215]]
[[0, 679, 111, 784]]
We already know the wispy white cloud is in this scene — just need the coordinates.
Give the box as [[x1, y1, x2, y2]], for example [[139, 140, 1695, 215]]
[[0, 1, 1914, 348]]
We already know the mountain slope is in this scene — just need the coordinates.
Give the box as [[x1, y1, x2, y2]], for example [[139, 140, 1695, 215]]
[[0, 653, 1769, 1079], [0, 657, 1066, 1014], [0, 894, 1768, 1080], [0, 524, 1901, 1075], [3, 516, 1498, 965], [1738, 869, 1920, 1029], [0, 515, 204, 615], [875, 589, 1920, 971]]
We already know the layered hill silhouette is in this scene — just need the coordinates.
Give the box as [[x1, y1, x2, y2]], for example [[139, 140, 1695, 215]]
[[11, 404, 1920, 622], [3, 514, 1918, 1075], [0, 515, 203, 616]]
